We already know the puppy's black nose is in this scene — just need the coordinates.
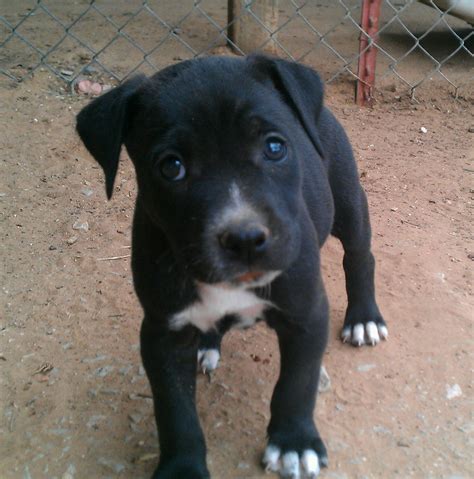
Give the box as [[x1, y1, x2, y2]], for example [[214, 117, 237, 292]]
[[218, 224, 269, 261]]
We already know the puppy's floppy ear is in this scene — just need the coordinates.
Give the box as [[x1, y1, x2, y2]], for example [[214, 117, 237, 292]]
[[76, 75, 146, 199], [247, 55, 325, 159]]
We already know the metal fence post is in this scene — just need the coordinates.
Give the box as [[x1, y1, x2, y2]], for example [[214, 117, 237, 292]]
[[356, 0, 382, 106]]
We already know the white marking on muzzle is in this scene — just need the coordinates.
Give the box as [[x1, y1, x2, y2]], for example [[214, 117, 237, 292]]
[[214, 182, 263, 228]]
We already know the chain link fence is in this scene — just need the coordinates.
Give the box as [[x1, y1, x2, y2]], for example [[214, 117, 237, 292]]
[[1, 0, 473, 102]]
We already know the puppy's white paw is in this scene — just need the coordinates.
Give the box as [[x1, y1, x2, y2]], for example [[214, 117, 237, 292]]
[[197, 348, 220, 374], [263, 445, 321, 478], [341, 321, 388, 347]]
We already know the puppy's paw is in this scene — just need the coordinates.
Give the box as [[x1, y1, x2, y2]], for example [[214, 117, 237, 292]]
[[341, 321, 388, 346], [262, 440, 327, 478], [341, 303, 387, 347], [197, 348, 220, 374]]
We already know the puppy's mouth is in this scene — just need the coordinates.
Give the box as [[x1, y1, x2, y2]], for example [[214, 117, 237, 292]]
[[230, 270, 281, 289], [235, 271, 265, 283]]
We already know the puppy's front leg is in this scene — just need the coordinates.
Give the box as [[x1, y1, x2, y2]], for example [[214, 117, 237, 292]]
[[332, 185, 387, 347], [264, 308, 329, 478], [140, 319, 209, 479]]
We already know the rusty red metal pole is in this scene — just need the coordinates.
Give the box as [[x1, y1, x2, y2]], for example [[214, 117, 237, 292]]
[[356, 0, 382, 106]]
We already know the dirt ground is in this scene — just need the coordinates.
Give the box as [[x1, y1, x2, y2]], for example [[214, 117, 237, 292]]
[[1, 3, 473, 478], [1, 64, 473, 479]]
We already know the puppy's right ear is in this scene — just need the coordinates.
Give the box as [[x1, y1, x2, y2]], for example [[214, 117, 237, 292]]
[[247, 55, 325, 161], [76, 75, 146, 199]]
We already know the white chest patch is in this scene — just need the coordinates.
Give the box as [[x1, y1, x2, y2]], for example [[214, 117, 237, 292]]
[[169, 275, 278, 332]]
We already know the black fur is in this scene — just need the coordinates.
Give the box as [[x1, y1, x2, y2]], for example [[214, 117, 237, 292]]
[[76, 55, 386, 478]]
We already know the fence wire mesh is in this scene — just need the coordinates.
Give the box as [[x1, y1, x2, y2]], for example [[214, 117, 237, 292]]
[[1, 0, 473, 101]]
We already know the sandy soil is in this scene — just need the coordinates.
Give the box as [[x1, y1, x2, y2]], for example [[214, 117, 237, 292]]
[[1, 64, 473, 479], [1, 2, 473, 477]]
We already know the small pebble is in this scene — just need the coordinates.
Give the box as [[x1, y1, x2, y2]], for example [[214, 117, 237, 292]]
[[81, 188, 94, 197], [128, 393, 153, 403], [23, 466, 32, 479], [49, 427, 69, 436], [84, 65, 99, 74], [97, 457, 125, 474], [134, 453, 158, 464], [61, 463, 76, 479], [325, 473, 348, 479], [82, 354, 107, 364], [87, 389, 98, 399], [373, 425, 391, 435], [95, 365, 114, 377], [468, 126, 474, 133], [100, 388, 119, 396], [457, 422, 474, 434], [318, 365, 331, 392], [119, 365, 132, 375], [66, 236, 78, 245], [87, 415, 106, 429], [129, 422, 141, 433], [72, 220, 89, 232], [328, 439, 349, 453], [357, 363, 376, 372], [128, 413, 142, 424], [446, 383, 462, 400], [420, 126, 428, 134], [397, 440, 410, 447]]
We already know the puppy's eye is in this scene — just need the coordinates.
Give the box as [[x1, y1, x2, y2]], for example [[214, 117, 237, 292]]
[[158, 155, 186, 181], [264, 136, 287, 162]]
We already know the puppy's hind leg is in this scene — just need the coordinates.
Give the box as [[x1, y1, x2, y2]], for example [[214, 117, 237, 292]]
[[197, 315, 234, 375], [198, 330, 222, 374]]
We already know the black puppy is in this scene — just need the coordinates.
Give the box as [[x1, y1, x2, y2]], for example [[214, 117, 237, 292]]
[[76, 55, 387, 479]]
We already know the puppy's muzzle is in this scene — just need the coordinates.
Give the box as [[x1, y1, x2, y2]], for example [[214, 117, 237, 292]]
[[218, 222, 270, 263]]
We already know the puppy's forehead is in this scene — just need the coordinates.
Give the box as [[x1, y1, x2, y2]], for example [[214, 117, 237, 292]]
[[146, 63, 284, 133]]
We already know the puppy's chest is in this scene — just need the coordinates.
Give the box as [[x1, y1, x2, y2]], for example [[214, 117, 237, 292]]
[[169, 284, 271, 332]]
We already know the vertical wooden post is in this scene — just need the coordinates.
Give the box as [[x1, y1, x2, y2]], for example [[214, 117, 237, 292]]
[[228, 0, 279, 54], [356, 0, 382, 106]]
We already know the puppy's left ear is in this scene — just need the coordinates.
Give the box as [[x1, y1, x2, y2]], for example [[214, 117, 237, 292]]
[[247, 55, 325, 159], [76, 75, 146, 199]]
